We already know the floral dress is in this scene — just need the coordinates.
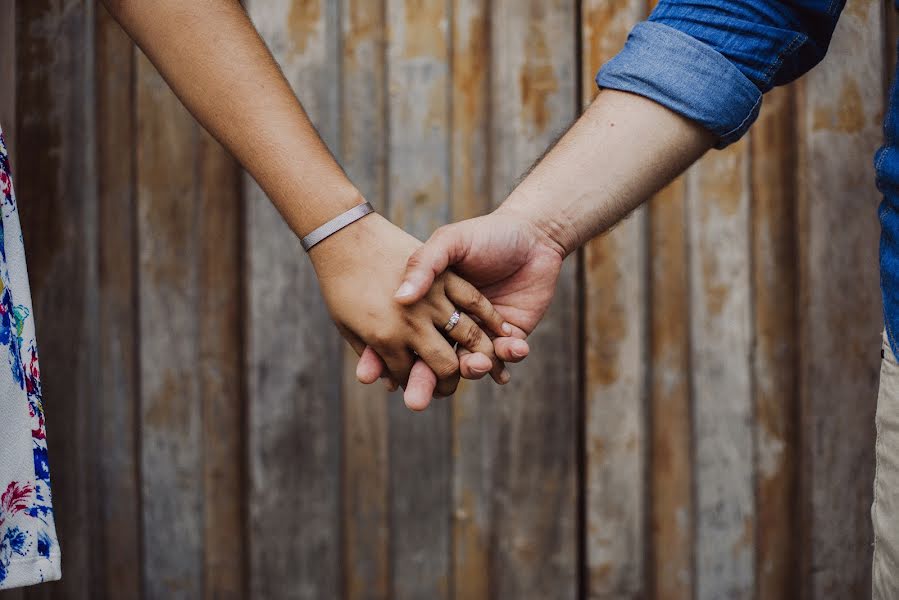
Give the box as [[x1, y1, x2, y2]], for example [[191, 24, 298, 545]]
[[0, 127, 60, 589]]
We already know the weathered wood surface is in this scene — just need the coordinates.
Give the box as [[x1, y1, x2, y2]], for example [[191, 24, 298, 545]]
[[15, 1, 99, 598], [581, 0, 648, 596], [243, 1, 342, 599], [450, 1, 494, 599], [649, 174, 693, 600], [752, 85, 798, 600], [797, 0, 884, 596], [197, 129, 245, 600], [136, 44, 205, 600], [340, 1, 390, 599], [0, 0, 14, 158], [96, 5, 142, 599], [0, 2, 891, 599], [385, 2, 452, 598], [488, 1, 579, 598], [689, 138, 755, 600]]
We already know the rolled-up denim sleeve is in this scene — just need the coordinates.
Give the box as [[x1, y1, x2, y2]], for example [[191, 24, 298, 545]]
[[597, 1, 844, 148]]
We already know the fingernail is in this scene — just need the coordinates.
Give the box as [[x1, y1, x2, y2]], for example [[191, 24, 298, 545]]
[[500, 368, 511, 384], [502, 322, 513, 335], [394, 281, 415, 299], [511, 340, 529, 358], [471, 365, 489, 375]]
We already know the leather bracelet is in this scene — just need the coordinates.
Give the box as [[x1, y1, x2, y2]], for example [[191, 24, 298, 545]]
[[301, 202, 375, 252]]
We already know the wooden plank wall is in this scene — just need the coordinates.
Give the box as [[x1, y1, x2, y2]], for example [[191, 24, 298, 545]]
[[0, 0, 890, 598]]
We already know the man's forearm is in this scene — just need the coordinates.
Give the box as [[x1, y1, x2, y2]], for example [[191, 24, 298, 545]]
[[498, 90, 715, 256], [103, 0, 360, 237]]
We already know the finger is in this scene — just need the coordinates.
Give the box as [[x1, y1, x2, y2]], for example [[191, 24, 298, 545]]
[[411, 329, 461, 398], [394, 226, 466, 305], [459, 351, 492, 380], [494, 336, 531, 363], [338, 326, 397, 390], [379, 347, 415, 388], [442, 309, 507, 384], [356, 345, 387, 384], [444, 275, 512, 338], [456, 346, 490, 380], [404, 359, 437, 411]]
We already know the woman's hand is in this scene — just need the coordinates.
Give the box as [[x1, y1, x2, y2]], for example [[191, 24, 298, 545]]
[[356, 208, 564, 409], [309, 211, 511, 399]]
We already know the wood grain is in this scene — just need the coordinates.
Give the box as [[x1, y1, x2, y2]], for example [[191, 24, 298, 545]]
[[751, 85, 798, 600], [198, 129, 245, 600], [797, 0, 883, 595], [96, 6, 142, 599], [581, 0, 648, 596], [385, 1, 452, 597], [340, 1, 390, 599], [688, 139, 755, 600], [16, 1, 99, 597], [649, 175, 693, 600], [489, 1, 579, 597], [243, 2, 342, 598], [449, 0, 494, 598], [0, 0, 14, 159], [136, 47, 204, 600]]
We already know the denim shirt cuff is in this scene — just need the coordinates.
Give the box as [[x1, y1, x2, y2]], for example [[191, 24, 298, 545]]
[[596, 22, 763, 149]]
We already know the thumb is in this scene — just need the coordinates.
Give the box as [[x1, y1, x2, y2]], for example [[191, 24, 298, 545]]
[[394, 225, 466, 305]]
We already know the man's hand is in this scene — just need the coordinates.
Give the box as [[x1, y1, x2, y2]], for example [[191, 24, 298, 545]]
[[356, 208, 565, 409]]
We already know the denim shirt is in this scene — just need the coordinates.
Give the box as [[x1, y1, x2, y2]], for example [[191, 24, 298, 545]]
[[595, 0, 899, 354]]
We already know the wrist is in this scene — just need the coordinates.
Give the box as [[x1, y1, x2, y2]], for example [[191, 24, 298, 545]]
[[494, 194, 576, 259]]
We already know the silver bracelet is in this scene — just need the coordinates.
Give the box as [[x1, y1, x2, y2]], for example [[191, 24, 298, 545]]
[[301, 202, 375, 252]]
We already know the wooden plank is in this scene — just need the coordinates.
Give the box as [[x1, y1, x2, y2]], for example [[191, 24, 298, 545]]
[[688, 139, 755, 600], [751, 85, 798, 600], [198, 129, 245, 600], [384, 1, 451, 598], [0, 0, 14, 160], [243, 2, 342, 598], [488, 1, 579, 597], [449, 1, 493, 599], [135, 47, 203, 600], [648, 175, 693, 600], [15, 1, 99, 597], [340, 1, 390, 599], [581, 1, 648, 596], [96, 6, 142, 599], [796, 0, 883, 595]]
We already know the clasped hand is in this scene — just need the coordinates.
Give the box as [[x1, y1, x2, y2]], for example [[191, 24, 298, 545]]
[[309, 208, 565, 411]]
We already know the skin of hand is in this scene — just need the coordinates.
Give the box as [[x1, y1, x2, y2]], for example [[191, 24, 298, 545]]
[[359, 89, 715, 407], [310, 212, 514, 397], [355, 210, 559, 410], [101, 0, 516, 390]]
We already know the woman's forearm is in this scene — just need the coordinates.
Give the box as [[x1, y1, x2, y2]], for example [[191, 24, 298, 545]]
[[103, 0, 360, 237], [498, 90, 715, 256]]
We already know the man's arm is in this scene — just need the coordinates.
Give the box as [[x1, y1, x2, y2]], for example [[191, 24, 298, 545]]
[[496, 90, 713, 258], [381, 0, 846, 405]]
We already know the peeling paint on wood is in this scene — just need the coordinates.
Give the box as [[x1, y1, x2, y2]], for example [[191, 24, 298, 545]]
[[797, 0, 883, 596]]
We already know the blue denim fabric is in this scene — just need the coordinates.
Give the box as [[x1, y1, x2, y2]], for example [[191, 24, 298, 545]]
[[597, 0, 844, 147], [877, 38, 899, 356]]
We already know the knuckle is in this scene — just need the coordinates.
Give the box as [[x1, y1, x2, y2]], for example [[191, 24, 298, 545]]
[[466, 287, 485, 310], [434, 358, 459, 380], [462, 324, 484, 350], [369, 329, 393, 348]]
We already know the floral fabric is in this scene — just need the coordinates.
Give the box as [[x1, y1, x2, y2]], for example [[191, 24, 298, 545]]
[[0, 127, 61, 589]]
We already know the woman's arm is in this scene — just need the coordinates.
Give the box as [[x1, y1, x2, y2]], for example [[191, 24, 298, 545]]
[[103, 0, 355, 242], [102, 0, 512, 396]]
